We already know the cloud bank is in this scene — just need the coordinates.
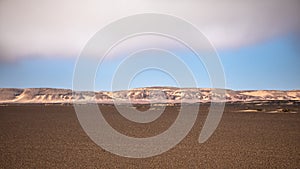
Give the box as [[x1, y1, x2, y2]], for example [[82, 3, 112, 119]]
[[0, 0, 299, 61]]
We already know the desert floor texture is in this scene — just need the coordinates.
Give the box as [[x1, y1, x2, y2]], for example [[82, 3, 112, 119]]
[[0, 101, 299, 168]]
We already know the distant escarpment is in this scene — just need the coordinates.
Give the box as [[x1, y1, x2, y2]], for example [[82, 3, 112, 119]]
[[0, 87, 299, 104]]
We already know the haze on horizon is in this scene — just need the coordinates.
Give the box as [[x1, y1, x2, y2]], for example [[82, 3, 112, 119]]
[[0, 0, 299, 91]]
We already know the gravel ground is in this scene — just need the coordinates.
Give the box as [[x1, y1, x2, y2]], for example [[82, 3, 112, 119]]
[[0, 102, 299, 168]]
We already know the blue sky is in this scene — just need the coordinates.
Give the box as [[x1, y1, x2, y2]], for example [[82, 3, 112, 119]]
[[0, 33, 299, 91], [0, 1, 299, 91]]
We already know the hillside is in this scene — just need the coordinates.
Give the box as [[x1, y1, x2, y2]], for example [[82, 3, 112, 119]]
[[0, 87, 299, 104]]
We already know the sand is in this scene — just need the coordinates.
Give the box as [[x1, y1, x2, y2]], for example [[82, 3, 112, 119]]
[[0, 101, 299, 168]]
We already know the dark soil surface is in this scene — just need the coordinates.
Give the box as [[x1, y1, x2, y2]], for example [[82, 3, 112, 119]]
[[0, 101, 299, 168]]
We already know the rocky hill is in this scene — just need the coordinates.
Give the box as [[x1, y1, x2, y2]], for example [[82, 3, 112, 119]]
[[0, 87, 299, 104]]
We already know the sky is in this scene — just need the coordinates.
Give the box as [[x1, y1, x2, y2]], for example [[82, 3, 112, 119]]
[[0, 0, 299, 91]]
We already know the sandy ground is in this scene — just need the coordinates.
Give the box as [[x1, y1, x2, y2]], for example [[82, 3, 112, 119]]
[[0, 102, 299, 168]]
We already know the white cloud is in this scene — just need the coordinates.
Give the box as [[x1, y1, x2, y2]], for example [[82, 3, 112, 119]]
[[0, 0, 299, 61]]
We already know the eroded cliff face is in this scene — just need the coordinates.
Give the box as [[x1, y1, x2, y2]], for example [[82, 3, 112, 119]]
[[0, 87, 299, 103]]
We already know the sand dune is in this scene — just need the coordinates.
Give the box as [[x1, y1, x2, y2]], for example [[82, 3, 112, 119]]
[[0, 87, 299, 104]]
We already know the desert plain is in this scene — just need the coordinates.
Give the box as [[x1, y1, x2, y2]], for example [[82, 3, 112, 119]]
[[0, 88, 299, 168]]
